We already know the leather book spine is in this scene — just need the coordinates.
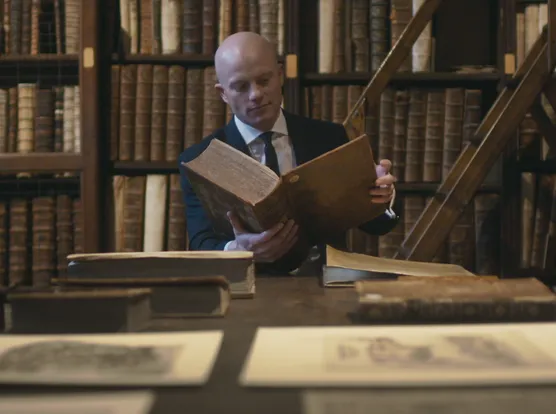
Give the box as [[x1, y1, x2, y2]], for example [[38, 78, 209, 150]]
[[518, 113, 540, 161], [110, 66, 120, 160], [442, 88, 464, 180], [474, 194, 501, 275], [530, 174, 554, 268], [309, 86, 322, 119], [166, 174, 187, 251], [378, 88, 395, 161], [119, 0, 131, 53], [72, 198, 83, 254], [448, 201, 476, 270], [320, 84, 332, 122], [411, 0, 432, 72], [202, 0, 216, 54], [184, 68, 203, 147], [545, 181, 556, 269], [259, 0, 278, 50], [365, 97, 380, 158], [53, 87, 64, 152], [236, 0, 249, 32], [150, 65, 168, 161], [152, 0, 162, 54], [54, 0, 64, 54], [56, 195, 73, 278], [462, 89, 482, 146], [32, 196, 56, 287], [332, 86, 347, 124], [392, 90, 409, 181], [123, 176, 146, 252], [165, 65, 185, 160], [113, 176, 126, 252], [333, 1, 345, 72], [351, 0, 369, 72], [143, 175, 168, 252], [370, 0, 389, 72], [119, 64, 137, 161], [73, 86, 81, 153], [9, 199, 29, 286], [4, 0, 11, 55], [317, 0, 333, 73], [427, 195, 449, 263], [129, 0, 139, 53], [140, 0, 152, 53], [8, 87, 17, 152], [10, 0, 21, 54], [278, 0, 285, 56], [202, 67, 226, 137], [30, 0, 39, 54], [161, 0, 181, 53], [21, 0, 31, 54], [64, 0, 80, 53], [134, 64, 153, 161], [17, 83, 35, 154], [182, 0, 202, 53], [63, 86, 75, 153], [248, 0, 259, 33], [422, 89, 444, 182], [218, 0, 233, 46], [34, 88, 55, 152], [0, 202, 6, 285], [403, 195, 425, 237], [0, 89, 7, 153], [390, 0, 412, 72], [404, 88, 427, 182]]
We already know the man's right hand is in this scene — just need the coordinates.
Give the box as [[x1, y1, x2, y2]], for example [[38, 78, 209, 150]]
[[225, 211, 299, 262]]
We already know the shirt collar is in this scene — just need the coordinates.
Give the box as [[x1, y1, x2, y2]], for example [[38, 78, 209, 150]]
[[233, 109, 289, 146]]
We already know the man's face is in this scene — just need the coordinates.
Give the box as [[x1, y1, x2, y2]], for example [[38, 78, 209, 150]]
[[216, 56, 283, 131]]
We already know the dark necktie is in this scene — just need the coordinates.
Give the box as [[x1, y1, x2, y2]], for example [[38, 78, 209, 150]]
[[259, 131, 280, 176]]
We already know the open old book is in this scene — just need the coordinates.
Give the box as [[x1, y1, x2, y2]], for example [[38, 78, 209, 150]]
[[323, 245, 475, 286], [180, 134, 386, 244]]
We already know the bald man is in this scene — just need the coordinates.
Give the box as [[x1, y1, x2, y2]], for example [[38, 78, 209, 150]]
[[178, 32, 398, 274]]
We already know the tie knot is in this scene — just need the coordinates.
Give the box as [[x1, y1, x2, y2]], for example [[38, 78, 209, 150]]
[[258, 131, 275, 144]]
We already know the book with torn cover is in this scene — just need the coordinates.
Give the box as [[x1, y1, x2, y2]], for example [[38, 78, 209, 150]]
[[239, 324, 556, 388], [322, 245, 475, 286]]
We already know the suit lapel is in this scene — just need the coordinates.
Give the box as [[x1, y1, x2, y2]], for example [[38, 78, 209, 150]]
[[223, 118, 250, 155], [284, 111, 312, 165]]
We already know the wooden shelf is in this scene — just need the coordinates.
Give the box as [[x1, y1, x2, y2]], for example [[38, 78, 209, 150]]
[[518, 160, 556, 174], [0, 153, 83, 173], [111, 53, 286, 66], [302, 72, 502, 86], [0, 54, 79, 85], [0, 176, 80, 196], [396, 183, 500, 193], [112, 161, 178, 174]]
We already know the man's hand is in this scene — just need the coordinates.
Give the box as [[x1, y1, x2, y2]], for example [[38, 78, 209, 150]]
[[370, 159, 396, 204], [225, 211, 299, 262]]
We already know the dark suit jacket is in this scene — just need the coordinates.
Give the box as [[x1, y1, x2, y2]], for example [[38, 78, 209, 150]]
[[178, 110, 399, 264]]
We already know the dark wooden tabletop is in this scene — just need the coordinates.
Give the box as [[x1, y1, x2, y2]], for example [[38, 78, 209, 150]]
[[1, 275, 556, 413]]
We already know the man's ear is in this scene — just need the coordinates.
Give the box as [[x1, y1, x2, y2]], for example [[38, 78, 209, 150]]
[[215, 83, 229, 104]]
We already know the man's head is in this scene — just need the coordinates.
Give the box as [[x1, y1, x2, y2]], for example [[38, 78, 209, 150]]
[[214, 32, 283, 131]]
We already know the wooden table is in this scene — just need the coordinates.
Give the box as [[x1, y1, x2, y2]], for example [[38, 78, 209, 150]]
[[1, 276, 556, 413]]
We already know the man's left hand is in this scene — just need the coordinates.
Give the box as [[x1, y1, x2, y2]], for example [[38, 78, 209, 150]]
[[370, 159, 396, 204]]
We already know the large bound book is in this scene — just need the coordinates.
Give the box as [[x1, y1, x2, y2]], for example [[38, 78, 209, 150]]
[[65, 251, 254, 298], [354, 277, 556, 323], [323, 245, 474, 286], [180, 134, 386, 245]]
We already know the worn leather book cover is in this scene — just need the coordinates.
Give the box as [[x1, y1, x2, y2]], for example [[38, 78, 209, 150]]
[[354, 277, 556, 323], [180, 134, 386, 245], [53, 275, 231, 318]]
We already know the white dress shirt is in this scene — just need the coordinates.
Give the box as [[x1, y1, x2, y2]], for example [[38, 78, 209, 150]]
[[224, 110, 396, 250]]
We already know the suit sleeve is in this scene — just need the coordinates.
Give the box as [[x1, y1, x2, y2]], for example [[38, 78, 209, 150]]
[[335, 124, 400, 236], [178, 155, 230, 251]]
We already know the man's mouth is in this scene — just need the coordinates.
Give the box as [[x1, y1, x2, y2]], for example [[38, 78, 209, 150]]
[[248, 103, 270, 112]]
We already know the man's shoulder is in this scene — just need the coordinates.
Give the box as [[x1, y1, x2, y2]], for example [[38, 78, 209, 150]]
[[178, 128, 225, 164]]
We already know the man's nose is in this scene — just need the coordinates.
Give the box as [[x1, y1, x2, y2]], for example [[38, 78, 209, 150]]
[[249, 85, 263, 101]]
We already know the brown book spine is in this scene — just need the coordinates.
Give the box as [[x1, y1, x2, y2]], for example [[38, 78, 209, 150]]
[[218, 0, 233, 45], [518, 113, 540, 161], [530, 174, 554, 267], [53, 87, 64, 152], [110, 65, 121, 160], [403, 195, 425, 237], [4, 0, 11, 55], [248, 0, 259, 33], [236, 0, 249, 32], [392, 90, 409, 181], [72, 198, 83, 254], [259, 0, 278, 49], [21, 0, 31, 54], [474, 194, 501, 275], [73, 86, 81, 153], [64, 0, 80, 53], [54, 0, 63, 53], [404, 89, 427, 182], [34, 88, 54, 152], [32, 196, 56, 287], [166, 174, 187, 250], [202, 67, 226, 137], [119, 65, 137, 161], [30, 0, 39, 54], [462, 89, 482, 146], [332, 1, 346, 72], [134, 64, 153, 161], [422, 89, 445, 182], [0, 89, 7, 153], [62, 86, 74, 153], [165, 65, 185, 160], [309, 86, 322, 120], [56, 195, 73, 278], [9, 199, 29, 286], [370, 0, 389, 72], [161, 0, 182, 53], [448, 201, 475, 270], [139, 0, 152, 53], [390, 0, 412, 72], [351, 0, 369, 72], [365, 99, 380, 158], [378, 88, 395, 161], [202, 0, 216, 54], [123, 176, 146, 252], [184, 68, 203, 147], [150, 65, 168, 161], [152, 0, 162, 54], [320, 84, 332, 122], [10, 0, 21, 54], [8, 87, 18, 153], [0, 202, 6, 285], [332, 86, 348, 125], [442, 88, 464, 180], [546, 180, 556, 270], [182, 0, 202, 53], [17, 83, 35, 154]]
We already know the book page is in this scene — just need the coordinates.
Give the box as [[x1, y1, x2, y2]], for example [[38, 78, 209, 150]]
[[0, 331, 223, 386], [239, 324, 556, 387], [0, 391, 154, 414]]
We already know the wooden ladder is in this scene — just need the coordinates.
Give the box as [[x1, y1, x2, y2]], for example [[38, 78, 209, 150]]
[[343, 0, 556, 263]]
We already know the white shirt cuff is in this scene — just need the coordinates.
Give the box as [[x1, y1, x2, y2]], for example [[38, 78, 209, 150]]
[[223, 241, 233, 251], [385, 186, 397, 218]]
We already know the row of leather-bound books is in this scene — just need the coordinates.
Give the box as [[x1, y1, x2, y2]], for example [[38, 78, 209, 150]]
[[119, 0, 285, 56], [0, 84, 81, 155], [0, 194, 83, 288], [0, 0, 80, 55], [318, 0, 431, 73]]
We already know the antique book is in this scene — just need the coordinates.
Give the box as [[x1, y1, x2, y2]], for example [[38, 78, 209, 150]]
[[65, 251, 255, 298], [239, 324, 556, 387], [54, 275, 231, 318], [0, 330, 223, 386], [322, 245, 474, 286], [180, 134, 386, 245], [7, 288, 152, 334], [354, 277, 556, 323]]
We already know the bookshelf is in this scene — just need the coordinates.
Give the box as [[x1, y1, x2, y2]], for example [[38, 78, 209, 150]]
[[2, 0, 554, 287]]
